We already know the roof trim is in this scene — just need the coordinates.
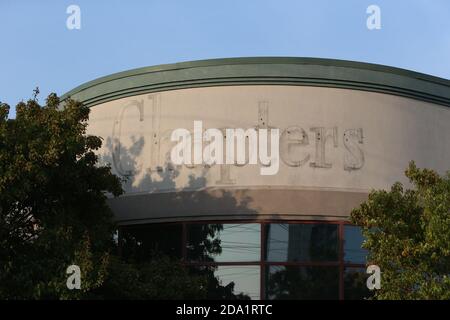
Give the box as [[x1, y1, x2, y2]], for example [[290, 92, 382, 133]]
[[61, 57, 450, 107]]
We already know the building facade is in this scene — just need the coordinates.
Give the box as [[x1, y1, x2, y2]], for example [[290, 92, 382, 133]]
[[64, 57, 450, 299]]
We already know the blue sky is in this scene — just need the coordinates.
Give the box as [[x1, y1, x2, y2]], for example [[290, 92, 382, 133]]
[[1, 0, 449, 117]]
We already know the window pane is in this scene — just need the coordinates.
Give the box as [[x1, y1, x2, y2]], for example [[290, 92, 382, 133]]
[[344, 225, 368, 263], [121, 223, 182, 262], [187, 224, 260, 262], [344, 267, 374, 300], [190, 266, 260, 300], [265, 223, 338, 262], [266, 266, 339, 300], [215, 266, 260, 300]]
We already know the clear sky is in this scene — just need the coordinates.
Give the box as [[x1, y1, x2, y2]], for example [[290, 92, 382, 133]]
[[1, 0, 449, 118]]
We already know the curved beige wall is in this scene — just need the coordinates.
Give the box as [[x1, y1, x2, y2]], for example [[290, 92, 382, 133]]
[[86, 85, 450, 224]]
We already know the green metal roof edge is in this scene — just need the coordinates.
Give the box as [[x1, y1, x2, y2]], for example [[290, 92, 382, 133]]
[[61, 57, 450, 108]]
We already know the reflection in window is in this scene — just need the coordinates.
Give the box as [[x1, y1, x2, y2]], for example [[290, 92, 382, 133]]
[[344, 267, 374, 300], [118, 221, 371, 300], [265, 224, 338, 262], [187, 224, 260, 262], [266, 266, 339, 300], [121, 223, 182, 262], [344, 225, 368, 263], [215, 266, 260, 300], [189, 266, 258, 300]]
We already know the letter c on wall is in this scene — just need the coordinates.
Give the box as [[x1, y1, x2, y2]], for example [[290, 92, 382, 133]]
[[112, 100, 144, 176]]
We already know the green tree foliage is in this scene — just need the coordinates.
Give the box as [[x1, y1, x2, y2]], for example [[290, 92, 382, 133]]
[[89, 255, 209, 299], [0, 94, 123, 299], [351, 162, 450, 299], [0, 93, 244, 299]]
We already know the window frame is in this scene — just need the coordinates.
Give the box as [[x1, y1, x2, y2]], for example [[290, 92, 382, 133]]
[[119, 219, 368, 300]]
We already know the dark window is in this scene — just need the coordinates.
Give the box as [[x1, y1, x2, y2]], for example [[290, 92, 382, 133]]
[[344, 225, 368, 263], [264, 223, 338, 262], [121, 223, 182, 262], [344, 267, 374, 300], [266, 266, 339, 300], [119, 221, 368, 300], [187, 223, 260, 262]]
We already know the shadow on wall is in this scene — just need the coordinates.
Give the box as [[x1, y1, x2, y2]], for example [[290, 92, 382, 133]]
[[99, 135, 259, 222]]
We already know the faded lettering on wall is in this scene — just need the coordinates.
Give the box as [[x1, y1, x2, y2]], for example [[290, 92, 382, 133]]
[[110, 95, 365, 182]]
